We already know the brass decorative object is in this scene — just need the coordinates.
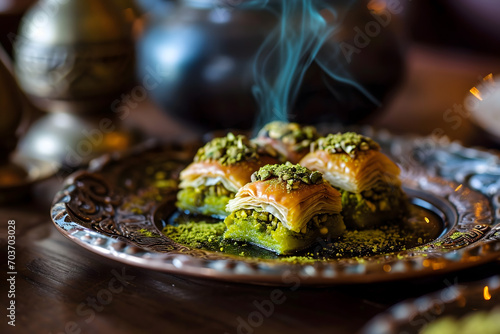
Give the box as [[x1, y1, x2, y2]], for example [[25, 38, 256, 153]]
[[13, 0, 144, 172], [0, 44, 26, 191], [16, 112, 141, 177], [14, 0, 136, 113], [0, 46, 55, 203]]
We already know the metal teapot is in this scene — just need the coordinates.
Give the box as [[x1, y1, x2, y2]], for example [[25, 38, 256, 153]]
[[137, 0, 405, 131]]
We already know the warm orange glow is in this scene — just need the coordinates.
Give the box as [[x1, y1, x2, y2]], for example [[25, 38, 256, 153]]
[[431, 261, 446, 270], [104, 133, 129, 150], [423, 259, 431, 267], [470, 87, 483, 101], [367, 0, 387, 14], [457, 296, 467, 307], [0, 174, 21, 186], [484, 286, 492, 300], [383, 264, 391, 272], [483, 73, 494, 83], [424, 217, 430, 224], [455, 184, 463, 192]]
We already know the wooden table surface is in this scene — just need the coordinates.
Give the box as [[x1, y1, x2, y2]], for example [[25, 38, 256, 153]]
[[2, 199, 500, 334], [2, 46, 500, 334]]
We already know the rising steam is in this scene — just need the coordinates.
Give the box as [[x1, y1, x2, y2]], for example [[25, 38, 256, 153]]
[[240, 0, 378, 131]]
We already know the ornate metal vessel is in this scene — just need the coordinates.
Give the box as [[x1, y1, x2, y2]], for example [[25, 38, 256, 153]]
[[13, 0, 136, 113], [0, 46, 55, 203], [13, 0, 144, 172]]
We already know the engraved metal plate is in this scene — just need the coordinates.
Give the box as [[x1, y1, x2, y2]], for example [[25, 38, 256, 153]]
[[51, 130, 500, 285]]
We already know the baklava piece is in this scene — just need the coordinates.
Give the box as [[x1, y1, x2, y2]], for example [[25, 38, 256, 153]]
[[253, 121, 319, 164], [224, 163, 345, 254], [300, 132, 408, 229], [177, 133, 279, 217]]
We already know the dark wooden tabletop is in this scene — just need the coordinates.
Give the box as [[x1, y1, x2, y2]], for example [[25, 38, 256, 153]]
[[2, 194, 500, 334], [2, 46, 500, 334]]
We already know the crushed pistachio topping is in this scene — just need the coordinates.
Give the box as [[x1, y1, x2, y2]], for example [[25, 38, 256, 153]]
[[251, 162, 323, 192], [258, 121, 319, 152], [312, 132, 380, 156], [162, 221, 226, 249], [233, 209, 333, 235], [194, 133, 259, 165]]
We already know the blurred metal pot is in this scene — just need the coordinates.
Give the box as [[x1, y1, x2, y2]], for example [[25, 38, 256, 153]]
[[137, 0, 406, 131], [13, 0, 136, 114]]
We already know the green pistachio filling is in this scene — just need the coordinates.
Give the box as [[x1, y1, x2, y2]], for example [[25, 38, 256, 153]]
[[195, 133, 259, 166], [177, 183, 235, 217], [224, 209, 345, 254], [162, 205, 439, 260], [251, 162, 323, 193], [312, 132, 380, 156], [258, 121, 319, 152], [339, 184, 408, 229]]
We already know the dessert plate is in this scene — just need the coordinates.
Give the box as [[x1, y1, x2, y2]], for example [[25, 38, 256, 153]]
[[51, 129, 500, 285], [361, 275, 500, 334]]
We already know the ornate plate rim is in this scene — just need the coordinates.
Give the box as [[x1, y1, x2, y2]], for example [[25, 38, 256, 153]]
[[50, 131, 500, 285], [361, 274, 500, 334]]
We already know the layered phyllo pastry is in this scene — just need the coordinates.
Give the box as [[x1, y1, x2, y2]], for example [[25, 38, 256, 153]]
[[299, 132, 407, 229], [223, 163, 345, 254], [253, 121, 319, 164], [177, 133, 279, 217]]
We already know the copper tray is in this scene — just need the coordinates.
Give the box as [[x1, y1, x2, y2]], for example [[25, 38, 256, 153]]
[[51, 129, 500, 285]]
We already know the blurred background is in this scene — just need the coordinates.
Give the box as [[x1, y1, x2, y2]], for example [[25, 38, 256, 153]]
[[1, 0, 500, 203]]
